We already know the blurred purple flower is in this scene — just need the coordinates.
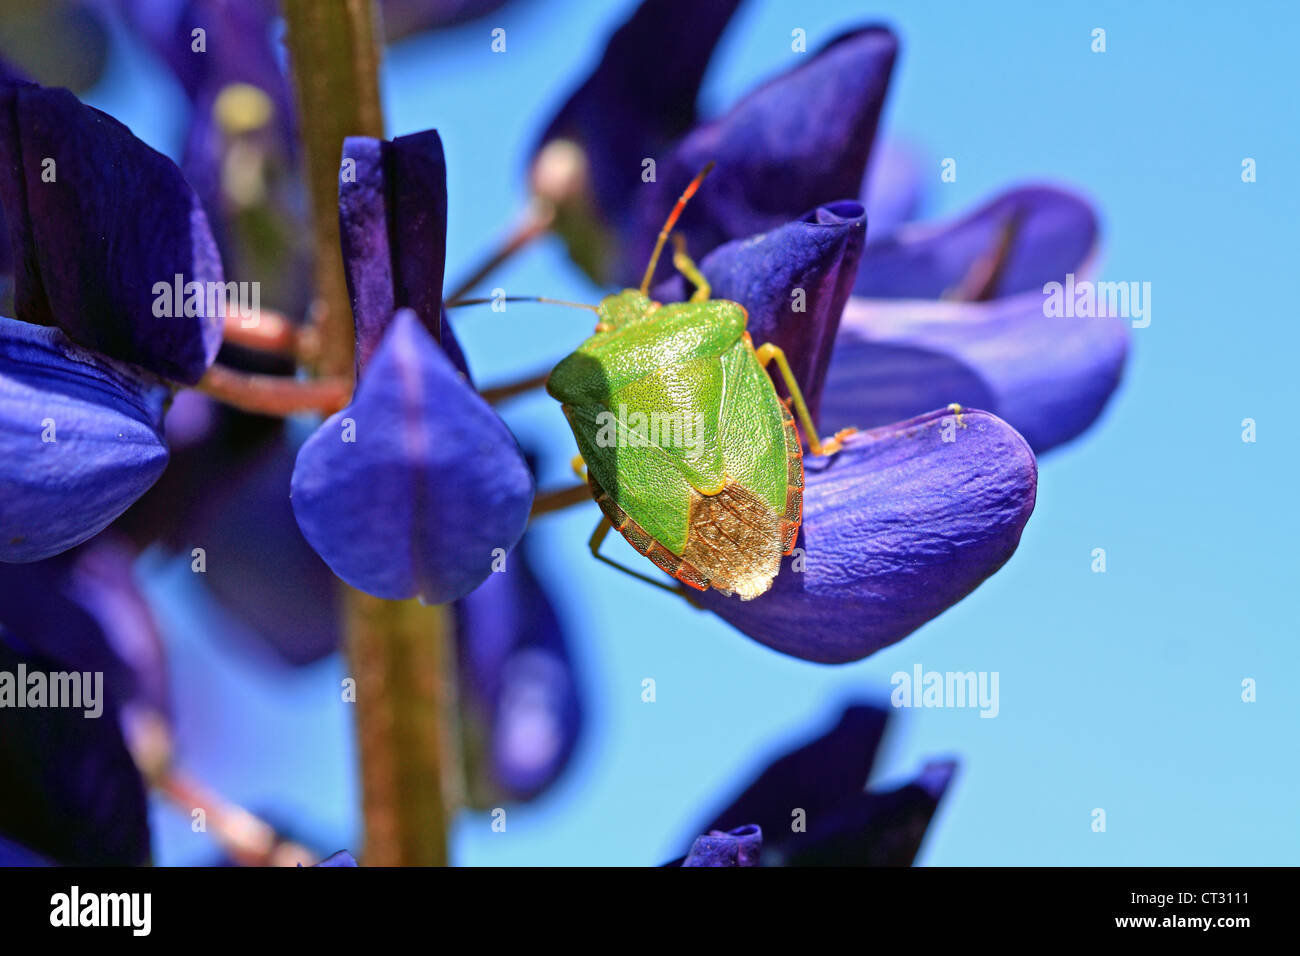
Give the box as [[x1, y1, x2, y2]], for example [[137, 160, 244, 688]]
[[535, 11, 895, 288], [674, 703, 955, 866], [0, 632, 151, 865], [454, 530, 581, 802]]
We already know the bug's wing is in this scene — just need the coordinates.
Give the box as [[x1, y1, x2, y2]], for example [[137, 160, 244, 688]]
[[565, 403, 695, 555], [717, 344, 793, 520]]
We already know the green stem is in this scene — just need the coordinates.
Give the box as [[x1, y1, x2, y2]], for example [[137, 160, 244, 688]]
[[347, 596, 461, 866], [282, 0, 460, 866], [281, 0, 385, 379]]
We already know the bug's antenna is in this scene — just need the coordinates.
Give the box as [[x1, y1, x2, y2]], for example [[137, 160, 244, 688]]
[[639, 161, 715, 296], [446, 295, 598, 313]]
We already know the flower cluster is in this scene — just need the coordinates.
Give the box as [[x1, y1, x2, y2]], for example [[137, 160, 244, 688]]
[[0, 0, 1126, 867]]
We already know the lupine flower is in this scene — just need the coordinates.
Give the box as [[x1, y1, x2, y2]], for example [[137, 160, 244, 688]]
[[291, 130, 532, 603], [655, 203, 1036, 662], [826, 184, 1129, 453], [535, 11, 895, 289], [0, 77, 224, 562], [674, 703, 955, 866], [454, 524, 582, 802], [535, 0, 1125, 454]]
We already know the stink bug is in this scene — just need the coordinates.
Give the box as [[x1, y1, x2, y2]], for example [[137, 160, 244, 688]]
[[540, 164, 855, 600]]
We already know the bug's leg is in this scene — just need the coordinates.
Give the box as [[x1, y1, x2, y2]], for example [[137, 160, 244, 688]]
[[570, 454, 587, 480], [670, 234, 710, 302], [754, 342, 857, 456], [588, 519, 685, 596]]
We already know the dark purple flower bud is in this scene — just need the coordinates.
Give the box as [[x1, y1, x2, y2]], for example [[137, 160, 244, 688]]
[[822, 294, 1129, 454], [854, 185, 1098, 301], [339, 130, 464, 378], [626, 26, 897, 287], [0, 79, 224, 383], [532, 0, 743, 279], [699, 408, 1036, 663], [0, 634, 150, 866], [454, 533, 581, 802], [291, 310, 533, 603], [679, 704, 954, 866], [682, 824, 762, 867], [657, 201, 866, 425], [0, 318, 169, 562]]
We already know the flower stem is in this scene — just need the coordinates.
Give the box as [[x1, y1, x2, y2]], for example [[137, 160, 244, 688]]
[[283, 0, 460, 866], [346, 594, 461, 866], [195, 363, 350, 416], [281, 0, 384, 380]]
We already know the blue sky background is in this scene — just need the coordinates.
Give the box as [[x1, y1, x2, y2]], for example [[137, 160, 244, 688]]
[[87, 0, 1299, 865]]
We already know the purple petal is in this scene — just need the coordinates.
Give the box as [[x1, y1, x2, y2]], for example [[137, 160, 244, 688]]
[[699, 408, 1037, 663], [861, 138, 926, 242], [0, 317, 169, 562], [311, 849, 358, 867], [0, 833, 52, 866], [184, 437, 343, 665], [700, 705, 888, 833], [291, 310, 533, 603], [119, 0, 290, 108], [0, 534, 170, 723], [454, 535, 581, 802], [854, 185, 1098, 301], [627, 26, 897, 287], [0, 80, 225, 383], [822, 293, 1129, 453], [682, 824, 762, 868], [340, 131, 461, 376], [772, 759, 956, 866], [0, 635, 151, 865], [533, 0, 743, 248], [656, 201, 866, 423], [676, 704, 955, 866]]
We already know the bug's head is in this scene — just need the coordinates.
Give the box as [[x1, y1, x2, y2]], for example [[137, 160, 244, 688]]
[[593, 289, 657, 333]]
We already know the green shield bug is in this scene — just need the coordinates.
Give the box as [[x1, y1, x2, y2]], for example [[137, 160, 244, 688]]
[[540, 164, 856, 601]]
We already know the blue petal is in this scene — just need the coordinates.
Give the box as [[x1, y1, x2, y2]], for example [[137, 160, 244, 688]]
[[1, 317, 169, 562], [682, 824, 762, 867], [339, 131, 463, 377], [454, 534, 581, 801], [533, 0, 743, 258], [0, 79, 225, 383], [854, 185, 1098, 300], [822, 293, 1129, 453], [656, 201, 866, 423], [627, 26, 897, 287], [311, 849, 358, 867], [699, 409, 1037, 663], [291, 310, 533, 603]]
